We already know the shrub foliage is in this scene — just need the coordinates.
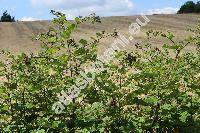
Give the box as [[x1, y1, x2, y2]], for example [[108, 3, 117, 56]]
[[0, 10, 15, 22], [178, 1, 200, 14], [0, 11, 200, 132]]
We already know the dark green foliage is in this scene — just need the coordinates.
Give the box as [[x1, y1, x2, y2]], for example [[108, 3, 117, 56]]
[[195, 1, 200, 13], [0, 10, 15, 22], [178, 1, 200, 13], [178, 1, 195, 13]]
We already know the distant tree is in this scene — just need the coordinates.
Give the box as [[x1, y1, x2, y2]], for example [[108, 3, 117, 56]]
[[178, 1, 196, 13], [195, 1, 200, 13], [0, 10, 15, 22]]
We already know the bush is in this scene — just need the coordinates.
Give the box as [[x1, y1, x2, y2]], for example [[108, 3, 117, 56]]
[[0, 11, 200, 132], [178, 1, 200, 14], [195, 1, 200, 13], [0, 10, 15, 22], [178, 1, 196, 13]]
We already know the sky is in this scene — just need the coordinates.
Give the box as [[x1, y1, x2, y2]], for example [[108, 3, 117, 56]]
[[0, 0, 195, 21]]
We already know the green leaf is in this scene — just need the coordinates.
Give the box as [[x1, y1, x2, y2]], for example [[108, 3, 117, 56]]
[[48, 36, 56, 43], [68, 23, 76, 32], [161, 104, 172, 110], [179, 111, 189, 122], [162, 44, 169, 49], [26, 103, 34, 109], [31, 129, 45, 133], [0, 62, 5, 67], [52, 121, 61, 128], [96, 32, 102, 37], [167, 32, 175, 40], [138, 117, 145, 123], [79, 39, 87, 45], [61, 30, 70, 38], [170, 44, 182, 50], [75, 17, 81, 24], [144, 96, 158, 104], [46, 47, 57, 55], [75, 48, 86, 56]]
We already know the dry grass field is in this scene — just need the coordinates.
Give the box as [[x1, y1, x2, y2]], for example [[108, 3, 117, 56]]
[[0, 14, 199, 54]]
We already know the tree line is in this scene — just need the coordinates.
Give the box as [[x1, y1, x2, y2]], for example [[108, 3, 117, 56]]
[[178, 1, 200, 13], [0, 10, 15, 22]]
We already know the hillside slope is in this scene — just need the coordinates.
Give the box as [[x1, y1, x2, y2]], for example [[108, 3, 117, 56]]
[[0, 14, 199, 54]]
